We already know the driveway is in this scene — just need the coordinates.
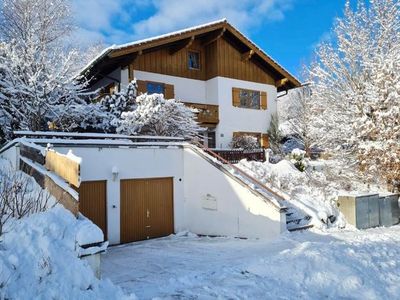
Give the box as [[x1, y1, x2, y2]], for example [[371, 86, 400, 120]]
[[102, 227, 400, 299]]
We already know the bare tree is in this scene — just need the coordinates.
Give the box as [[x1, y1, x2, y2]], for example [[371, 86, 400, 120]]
[[267, 113, 283, 154], [0, 168, 51, 236]]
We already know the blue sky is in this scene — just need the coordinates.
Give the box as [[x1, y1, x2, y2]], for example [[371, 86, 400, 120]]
[[72, 0, 350, 79]]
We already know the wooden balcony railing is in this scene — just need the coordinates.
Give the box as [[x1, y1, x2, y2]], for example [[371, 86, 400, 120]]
[[183, 102, 219, 124]]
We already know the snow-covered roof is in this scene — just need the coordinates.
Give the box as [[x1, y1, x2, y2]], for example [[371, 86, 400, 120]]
[[81, 19, 301, 88]]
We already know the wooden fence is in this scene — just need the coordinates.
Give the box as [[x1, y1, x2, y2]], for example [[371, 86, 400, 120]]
[[45, 150, 80, 188], [18, 144, 80, 216], [209, 148, 266, 164]]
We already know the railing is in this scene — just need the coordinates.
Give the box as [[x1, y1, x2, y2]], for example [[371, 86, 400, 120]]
[[209, 148, 265, 164], [191, 142, 288, 210], [183, 102, 219, 124]]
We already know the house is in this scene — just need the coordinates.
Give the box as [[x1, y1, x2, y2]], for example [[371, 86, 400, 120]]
[[82, 19, 301, 149], [0, 132, 287, 245]]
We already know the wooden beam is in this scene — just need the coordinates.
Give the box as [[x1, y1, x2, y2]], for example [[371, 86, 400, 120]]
[[241, 49, 254, 61], [201, 28, 226, 46], [169, 36, 195, 55], [276, 78, 289, 87]]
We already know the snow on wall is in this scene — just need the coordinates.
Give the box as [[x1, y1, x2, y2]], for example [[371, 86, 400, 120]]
[[53, 145, 185, 245], [183, 147, 284, 239]]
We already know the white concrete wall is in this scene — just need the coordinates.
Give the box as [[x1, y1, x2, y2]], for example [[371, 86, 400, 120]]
[[214, 77, 277, 148], [54, 146, 185, 245], [51, 145, 284, 243], [183, 147, 284, 239]]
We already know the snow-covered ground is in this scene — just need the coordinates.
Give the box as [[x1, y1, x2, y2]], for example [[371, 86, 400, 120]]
[[103, 227, 400, 299], [235, 157, 390, 229], [0, 206, 134, 299]]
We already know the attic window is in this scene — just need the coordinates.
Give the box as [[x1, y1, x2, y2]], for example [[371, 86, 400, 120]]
[[188, 51, 200, 70]]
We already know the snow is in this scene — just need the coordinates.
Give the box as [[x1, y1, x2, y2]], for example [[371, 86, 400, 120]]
[[75, 214, 104, 246], [102, 227, 400, 299], [14, 130, 185, 141], [0, 206, 133, 299]]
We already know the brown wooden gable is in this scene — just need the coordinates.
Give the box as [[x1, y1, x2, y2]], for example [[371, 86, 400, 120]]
[[85, 20, 301, 90]]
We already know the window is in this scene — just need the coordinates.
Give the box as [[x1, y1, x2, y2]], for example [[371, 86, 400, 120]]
[[188, 51, 200, 70], [146, 81, 165, 95], [239, 89, 260, 109]]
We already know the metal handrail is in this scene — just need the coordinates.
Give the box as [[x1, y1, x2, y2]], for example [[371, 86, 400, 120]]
[[191, 141, 288, 203]]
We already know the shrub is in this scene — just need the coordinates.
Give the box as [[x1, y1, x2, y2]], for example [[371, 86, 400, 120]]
[[290, 148, 307, 172], [230, 135, 259, 150]]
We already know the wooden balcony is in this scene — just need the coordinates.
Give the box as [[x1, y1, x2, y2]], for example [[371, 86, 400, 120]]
[[183, 102, 219, 124]]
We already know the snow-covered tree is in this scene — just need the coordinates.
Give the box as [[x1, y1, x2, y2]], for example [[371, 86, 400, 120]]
[[99, 80, 138, 120], [279, 86, 319, 157], [117, 93, 200, 139], [307, 0, 400, 190], [0, 0, 94, 141]]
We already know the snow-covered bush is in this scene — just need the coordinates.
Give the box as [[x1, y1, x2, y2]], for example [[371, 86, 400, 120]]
[[289, 149, 307, 172], [99, 80, 137, 120], [50, 103, 114, 133], [117, 93, 200, 138], [230, 135, 259, 150], [307, 0, 400, 190]]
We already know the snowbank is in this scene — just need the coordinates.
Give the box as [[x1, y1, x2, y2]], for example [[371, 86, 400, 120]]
[[237, 159, 344, 228], [0, 206, 134, 299]]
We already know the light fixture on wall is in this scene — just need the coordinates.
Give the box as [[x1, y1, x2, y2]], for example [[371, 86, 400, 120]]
[[111, 166, 119, 181]]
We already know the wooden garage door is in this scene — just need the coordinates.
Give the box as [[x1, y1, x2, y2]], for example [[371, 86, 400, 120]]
[[79, 181, 107, 240], [120, 177, 174, 243]]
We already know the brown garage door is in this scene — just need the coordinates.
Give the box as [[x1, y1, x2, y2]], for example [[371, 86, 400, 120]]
[[120, 177, 174, 244], [79, 181, 107, 240]]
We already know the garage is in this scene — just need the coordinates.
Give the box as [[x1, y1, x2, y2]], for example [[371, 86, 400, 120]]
[[120, 177, 174, 244], [79, 180, 108, 239]]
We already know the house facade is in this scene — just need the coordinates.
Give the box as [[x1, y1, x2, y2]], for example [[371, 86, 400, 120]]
[[83, 19, 300, 148]]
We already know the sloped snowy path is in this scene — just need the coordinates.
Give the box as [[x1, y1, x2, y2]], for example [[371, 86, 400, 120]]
[[102, 227, 400, 299]]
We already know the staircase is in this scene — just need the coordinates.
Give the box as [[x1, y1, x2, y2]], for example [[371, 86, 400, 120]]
[[195, 143, 314, 232]]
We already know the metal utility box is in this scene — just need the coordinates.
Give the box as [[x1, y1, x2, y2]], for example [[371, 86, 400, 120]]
[[337, 194, 380, 229], [379, 194, 400, 227]]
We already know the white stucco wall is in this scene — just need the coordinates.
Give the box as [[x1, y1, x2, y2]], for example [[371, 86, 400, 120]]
[[183, 147, 284, 239], [132, 71, 277, 148], [213, 77, 277, 148], [134, 70, 210, 104], [54, 146, 185, 245]]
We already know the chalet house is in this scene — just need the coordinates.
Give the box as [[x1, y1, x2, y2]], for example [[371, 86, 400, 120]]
[[82, 19, 301, 149]]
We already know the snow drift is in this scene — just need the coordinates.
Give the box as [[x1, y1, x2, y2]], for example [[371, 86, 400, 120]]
[[0, 205, 134, 299]]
